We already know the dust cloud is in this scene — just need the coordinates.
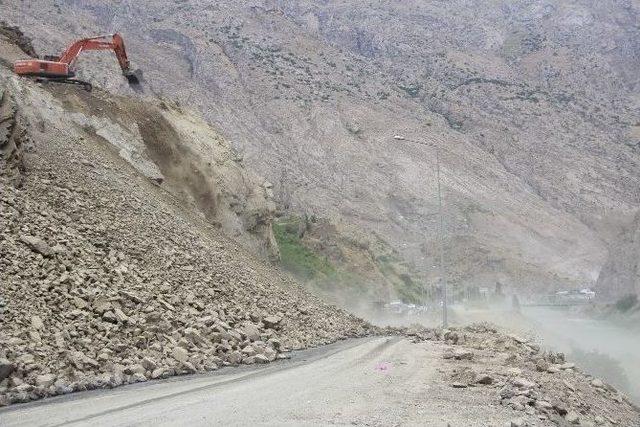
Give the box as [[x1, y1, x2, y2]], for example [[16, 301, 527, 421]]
[[335, 292, 640, 405], [514, 307, 640, 405]]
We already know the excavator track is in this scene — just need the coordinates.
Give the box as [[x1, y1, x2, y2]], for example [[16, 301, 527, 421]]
[[33, 76, 92, 92]]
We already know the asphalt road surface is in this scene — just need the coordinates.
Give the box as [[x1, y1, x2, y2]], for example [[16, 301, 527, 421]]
[[0, 337, 515, 426]]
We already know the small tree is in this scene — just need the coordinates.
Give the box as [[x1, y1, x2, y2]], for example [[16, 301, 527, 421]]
[[615, 294, 638, 312]]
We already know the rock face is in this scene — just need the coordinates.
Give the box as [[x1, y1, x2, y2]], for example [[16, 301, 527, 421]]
[[596, 211, 640, 299], [0, 54, 372, 406], [0, 22, 36, 57], [0, 87, 25, 186], [2, 1, 638, 292]]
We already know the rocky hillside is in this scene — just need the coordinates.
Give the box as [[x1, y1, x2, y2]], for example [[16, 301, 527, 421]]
[[0, 33, 371, 405], [2, 0, 638, 297], [596, 211, 640, 299]]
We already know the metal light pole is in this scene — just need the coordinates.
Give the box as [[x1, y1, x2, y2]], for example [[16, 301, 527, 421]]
[[393, 135, 448, 328], [435, 145, 448, 328]]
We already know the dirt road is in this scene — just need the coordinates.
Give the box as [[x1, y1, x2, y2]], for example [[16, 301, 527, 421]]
[[0, 337, 517, 427]]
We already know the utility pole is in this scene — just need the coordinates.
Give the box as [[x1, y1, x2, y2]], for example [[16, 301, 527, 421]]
[[393, 135, 448, 328], [435, 145, 448, 328]]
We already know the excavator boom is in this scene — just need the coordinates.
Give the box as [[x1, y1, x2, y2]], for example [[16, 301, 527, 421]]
[[13, 33, 141, 89]]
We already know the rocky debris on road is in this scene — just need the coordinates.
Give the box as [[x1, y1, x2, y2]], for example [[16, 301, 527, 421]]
[[0, 360, 14, 382], [0, 76, 374, 406], [443, 348, 474, 360], [403, 324, 640, 426], [508, 418, 528, 427], [406, 323, 639, 426]]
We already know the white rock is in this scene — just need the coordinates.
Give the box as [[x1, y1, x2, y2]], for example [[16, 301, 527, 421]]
[[31, 316, 44, 330], [508, 334, 528, 344], [150, 368, 167, 379], [512, 377, 537, 389], [114, 308, 129, 323], [124, 364, 145, 375], [35, 374, 56, 388], [263, 315, 282, 328], [506, 368, 522, 376], [254, 354, 270, 364], [102, 311, 118, 323], [19, 235, 54, 257], [71, 297, 88, 309], [241, 345, 257, 357], [242, 324, 261, 342], [566, 411, 580, 424], [16, 354, 35, 365], [141, 357, 157, 371], [227, 351, 242, 365], [453, 349, 473, 360], [171, 347, 189, 363], [92, 297, 112, 314], [509, 418, 528, 427]]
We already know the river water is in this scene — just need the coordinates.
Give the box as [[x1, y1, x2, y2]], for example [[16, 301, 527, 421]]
[[363, 303, 640, 403], [519, 306, 640, 404]]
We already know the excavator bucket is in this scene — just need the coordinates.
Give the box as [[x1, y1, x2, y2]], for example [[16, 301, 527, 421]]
[[124, 68, 143, 90]]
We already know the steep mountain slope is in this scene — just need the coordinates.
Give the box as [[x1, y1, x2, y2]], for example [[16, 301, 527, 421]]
[[0, 34, 371, 405], [2, 1, 638, 297]]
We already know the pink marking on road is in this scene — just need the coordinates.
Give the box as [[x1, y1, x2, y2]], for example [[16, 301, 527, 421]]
[[375, 362, 392, 372]]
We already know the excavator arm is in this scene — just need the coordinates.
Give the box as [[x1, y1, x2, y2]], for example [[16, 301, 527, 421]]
[[57, 34, 139, 83]]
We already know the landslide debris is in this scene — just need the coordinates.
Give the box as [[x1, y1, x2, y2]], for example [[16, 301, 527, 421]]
[[0, 69, 371, 405], [402, 324, 640, 426]]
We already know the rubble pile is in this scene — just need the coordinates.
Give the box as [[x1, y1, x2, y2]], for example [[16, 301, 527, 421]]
[[420, 323, 639, 426], [0, 79, 372, 406]]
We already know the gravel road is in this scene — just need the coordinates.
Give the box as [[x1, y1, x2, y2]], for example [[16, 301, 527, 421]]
[[0, 337, 516, 427]]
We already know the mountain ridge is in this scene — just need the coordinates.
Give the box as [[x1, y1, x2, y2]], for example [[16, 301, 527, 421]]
[[3, 0, 639, 297]]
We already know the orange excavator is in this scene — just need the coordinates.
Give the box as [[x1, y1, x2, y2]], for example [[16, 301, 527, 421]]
[[13, 33, 141, 91]]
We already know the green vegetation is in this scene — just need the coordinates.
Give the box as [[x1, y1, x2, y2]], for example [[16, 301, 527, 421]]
[[375, 253, 424, 303], [397, 82, 421, 98], [273, 217, 337, 282], [273, 215, 425, 303], [615, 294, 638, 313], [377, 90, 390, 100], [273, 216, 375, 297]]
